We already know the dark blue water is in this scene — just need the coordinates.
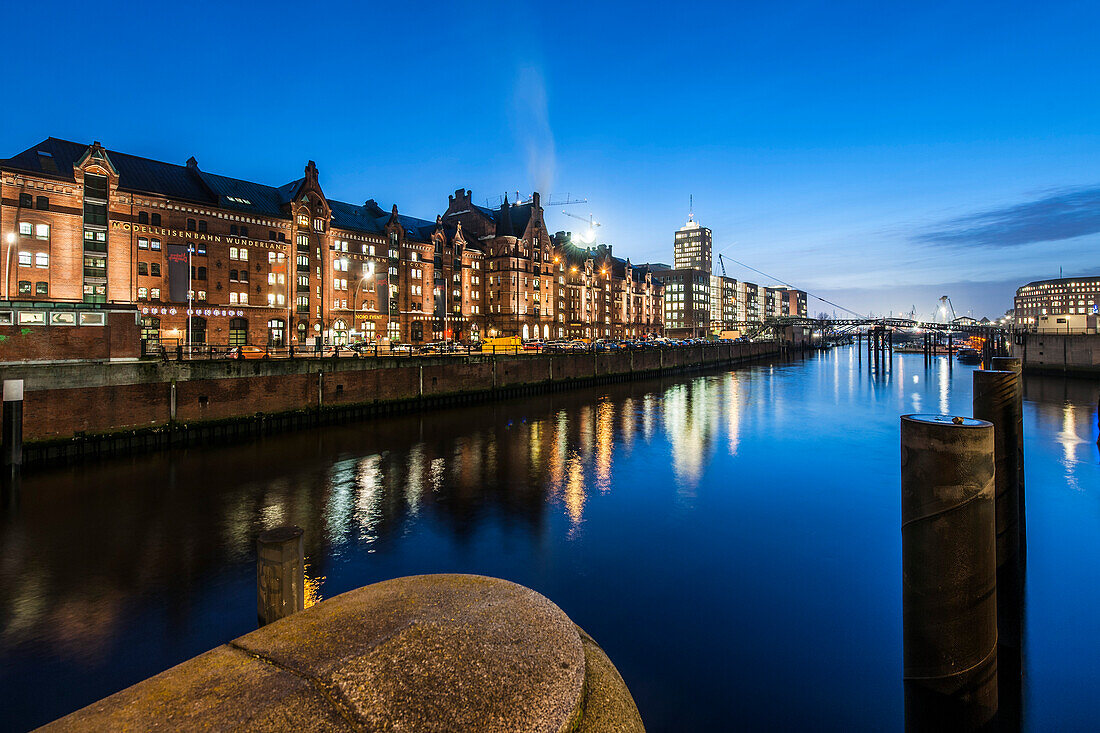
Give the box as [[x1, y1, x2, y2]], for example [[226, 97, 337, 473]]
[[0, 349, 1098, 731]]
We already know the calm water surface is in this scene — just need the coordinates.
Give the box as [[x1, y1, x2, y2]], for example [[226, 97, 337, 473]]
[[1, 349, 1098, 731]]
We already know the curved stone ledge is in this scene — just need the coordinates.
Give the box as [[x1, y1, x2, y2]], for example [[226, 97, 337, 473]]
[[40, 574, 644, 732]]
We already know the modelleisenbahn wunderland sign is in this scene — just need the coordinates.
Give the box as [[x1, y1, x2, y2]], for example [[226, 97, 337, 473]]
[[141, 307, 245, 317]]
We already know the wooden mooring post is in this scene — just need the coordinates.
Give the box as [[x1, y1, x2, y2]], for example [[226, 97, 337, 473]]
[[257, 526, 305, 627]]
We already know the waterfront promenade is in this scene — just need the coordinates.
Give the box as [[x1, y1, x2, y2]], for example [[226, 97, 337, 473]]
[[3, 341, 777, 463]]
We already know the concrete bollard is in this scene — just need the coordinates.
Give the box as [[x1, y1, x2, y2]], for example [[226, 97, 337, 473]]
[[901, 414, 998, 731], [2, 380, 24, 474], [257, 526, 305, 627]]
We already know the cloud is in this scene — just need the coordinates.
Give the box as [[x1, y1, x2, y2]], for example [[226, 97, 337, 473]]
[[916, 184, 1100, 248]]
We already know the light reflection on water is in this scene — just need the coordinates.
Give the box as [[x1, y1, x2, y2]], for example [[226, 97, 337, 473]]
[[0, 349, 1098, 731]]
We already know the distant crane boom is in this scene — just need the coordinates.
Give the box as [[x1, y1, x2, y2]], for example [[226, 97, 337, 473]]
[[561, 210, 601, 228], [718, 253, 728, 277]]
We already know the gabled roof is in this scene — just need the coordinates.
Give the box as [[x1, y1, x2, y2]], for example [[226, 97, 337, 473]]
[[1, 137, 307, 219], [328, 199, 388, 234], [396, 214, 437, 241], [495, 201, 534, 238], [197, 170, 297, 218]]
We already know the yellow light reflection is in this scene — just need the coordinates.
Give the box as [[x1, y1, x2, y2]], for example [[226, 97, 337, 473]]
[[595, 399, 614, 493]]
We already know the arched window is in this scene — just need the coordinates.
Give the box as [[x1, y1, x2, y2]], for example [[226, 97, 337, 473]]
[[138, 211, 148, 224], [186, 218, 196, 231], [333, 319, 348, 345], [296, 321, 307, 344], [229, 318, 248, 346], [522, 323, 530, 339]]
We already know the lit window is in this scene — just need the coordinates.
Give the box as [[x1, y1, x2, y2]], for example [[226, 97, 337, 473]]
[[18, 222, 31, 237], [36, 281, 48, 295], [239, 248, 247, 260], [151, 239, 161, 250], [35, 252, 48, 268], [240, 292, 248, 304], [229, 247, 238, 260], [268, 293, 276, 305], [230, 292, 238, 304], [138, 287, 148, 299], [18, 281, 30, 294], [197, 290, 207, 300], [268, 273, 276, 285], [17, 252, 30, 266], [35, 224, 49, 239], [151, 288, 160, 299]]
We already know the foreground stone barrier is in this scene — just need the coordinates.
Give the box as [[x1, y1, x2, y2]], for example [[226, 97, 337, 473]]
[[42, 574, 644, 732]]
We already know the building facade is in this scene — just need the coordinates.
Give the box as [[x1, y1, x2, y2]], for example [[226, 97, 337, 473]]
[[1, 138, 663, 348], [673, 216, 712, 272], [1014, 276, 1100, 327]]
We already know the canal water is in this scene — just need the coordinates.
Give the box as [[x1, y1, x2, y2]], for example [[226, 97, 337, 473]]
[[1, 349, 1098, 731]]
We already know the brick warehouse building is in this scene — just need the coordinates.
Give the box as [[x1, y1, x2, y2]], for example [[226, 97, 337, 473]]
[[0, 138, 663, 349]]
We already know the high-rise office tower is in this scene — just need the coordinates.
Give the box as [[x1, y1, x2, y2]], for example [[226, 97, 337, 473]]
[[673, 214, 712, 272]]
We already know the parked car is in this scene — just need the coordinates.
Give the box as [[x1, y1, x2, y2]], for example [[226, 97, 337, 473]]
[[229, 345, 268, 360], [523, 340, 544, 351]]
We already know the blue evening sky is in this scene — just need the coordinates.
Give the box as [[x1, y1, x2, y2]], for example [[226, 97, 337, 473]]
[[4, 0, 1098, 319]]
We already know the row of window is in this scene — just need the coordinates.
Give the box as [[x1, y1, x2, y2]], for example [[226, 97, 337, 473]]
[[137, 262, 161, 276], [17, 222, 49, 239], [16, 251, 49, 267], [17, 281, 48, 295], [17, 194, 49, 210]]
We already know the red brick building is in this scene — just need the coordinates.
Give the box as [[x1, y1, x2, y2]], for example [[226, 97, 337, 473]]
[[1, 138, 662, 348]]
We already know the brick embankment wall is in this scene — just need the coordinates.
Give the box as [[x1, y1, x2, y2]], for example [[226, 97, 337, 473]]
[[5, 342, 779, 464]]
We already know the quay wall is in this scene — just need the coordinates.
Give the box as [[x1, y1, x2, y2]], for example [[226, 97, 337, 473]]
[[3, 342, 778, 464], [1012, 332, 1100, 376]]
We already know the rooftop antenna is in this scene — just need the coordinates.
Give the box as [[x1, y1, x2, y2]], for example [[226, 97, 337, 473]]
[[689, 194, 694, 222]]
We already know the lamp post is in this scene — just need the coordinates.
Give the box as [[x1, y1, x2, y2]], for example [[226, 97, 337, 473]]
[[351, 265, 374, 341], [4, 232, 14, 299]]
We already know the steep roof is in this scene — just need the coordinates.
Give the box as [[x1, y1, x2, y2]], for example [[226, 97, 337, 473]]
[[1, 137, 305, 219], [328, 199, 388, 234]]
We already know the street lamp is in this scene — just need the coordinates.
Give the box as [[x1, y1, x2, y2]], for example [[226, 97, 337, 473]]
[[351, 262, 375, 340], [4, 232, 15, 299]]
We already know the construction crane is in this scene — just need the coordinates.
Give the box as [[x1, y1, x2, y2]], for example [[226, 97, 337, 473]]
[[561, 210, 601, 229], [938, 295, 957, 322], [718, 253, 728, 277], [545, 194, 587, 206], [561, 210, 601, 244]]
